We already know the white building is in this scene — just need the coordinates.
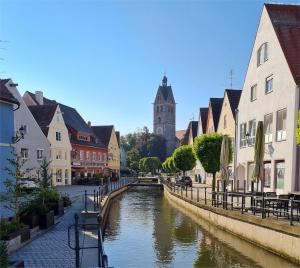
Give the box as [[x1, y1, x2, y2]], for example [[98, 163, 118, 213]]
[[236, 3, 300, 194]]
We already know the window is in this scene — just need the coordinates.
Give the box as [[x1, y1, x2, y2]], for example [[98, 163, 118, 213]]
[[98, 152, 102, 161], [80, 150, 84, 160], [265, 75, 273, 94], [247, 162, 255, 188], [248, 119, 256, 146], [72, 150, 77, 160], [56, 169, 62, 182], [65, 169, 68, 179], [223, 115, 227, 129], [103, 153, 106, 162], [257, 42, 268, 66], [86, 151, 90, 160], [276, 109, 287, 141], [56, 132, 61, 141], [160, 106, 163, 112], [275, 161, 285, 189], [37, 149, 43, 160], [156, 106, 159, 112], [158, 117, 161, 123], [264, 113, 273, 143], [92, 152, 96, 161], [250, 84, 257, 101], [56, 150, 62, 160], [240, 123, 247, 147], [21, 148, 28, 159], [264, 162, 271, 188]]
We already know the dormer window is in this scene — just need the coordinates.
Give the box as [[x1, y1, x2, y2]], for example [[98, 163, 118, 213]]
[[257, 42, 268, 66]]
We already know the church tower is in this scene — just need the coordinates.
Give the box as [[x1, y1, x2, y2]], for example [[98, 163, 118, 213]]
[[153, 75, 177, 156]]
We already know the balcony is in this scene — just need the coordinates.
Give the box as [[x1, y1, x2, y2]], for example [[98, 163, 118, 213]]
[[71, 160, 106, 168]]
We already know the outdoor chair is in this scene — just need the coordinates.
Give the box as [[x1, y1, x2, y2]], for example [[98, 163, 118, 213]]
[[274, 195, 290, 219]]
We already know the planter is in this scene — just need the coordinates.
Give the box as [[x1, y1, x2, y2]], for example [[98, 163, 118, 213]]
[[39, 210, 54, 229], [20, 213, 39, 229], [2, 225, 30, 243], [10, 260, 25, 268], [54, 199, 64, 216]]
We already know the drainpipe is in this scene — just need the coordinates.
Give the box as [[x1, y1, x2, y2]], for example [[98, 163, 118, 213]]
[[234, 108, 239, 191]]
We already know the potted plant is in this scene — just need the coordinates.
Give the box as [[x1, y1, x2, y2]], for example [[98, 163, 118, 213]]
[[36, 158, 55, 229], [62, 194, 72, 207], [19, 203, 39, 229], [0, 154, 32, 245]]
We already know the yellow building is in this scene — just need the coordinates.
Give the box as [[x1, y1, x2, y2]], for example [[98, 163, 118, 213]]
[[29, 104, 72, 186], [217, 89, 242, 183], [92, 125, 120, 178]]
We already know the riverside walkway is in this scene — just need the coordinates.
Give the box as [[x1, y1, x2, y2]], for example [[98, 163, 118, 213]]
[[10, 179, 132, 268]]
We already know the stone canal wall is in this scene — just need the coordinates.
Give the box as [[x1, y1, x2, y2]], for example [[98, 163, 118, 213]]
[[164, 185, 300, 265]]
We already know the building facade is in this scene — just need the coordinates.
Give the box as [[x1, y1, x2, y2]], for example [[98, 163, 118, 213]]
[[236, 3, 300, 194], [23, 91, 107, 180], [28, 104, 72, 186], [6, 82, 51, 179], [153, 75, 177, 156], [92, 125, 121, 178], [217, 89, 242, 184], [0, 80, 20, 218]]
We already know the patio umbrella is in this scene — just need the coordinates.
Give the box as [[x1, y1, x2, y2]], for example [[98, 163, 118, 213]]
[[220, 135, 231, 186], [252, 121, 265, 191]]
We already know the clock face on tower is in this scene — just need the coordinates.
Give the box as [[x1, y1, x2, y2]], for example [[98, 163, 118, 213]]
[[156, 127, 162, 135]]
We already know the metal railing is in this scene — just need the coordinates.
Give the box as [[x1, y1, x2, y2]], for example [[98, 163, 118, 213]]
[[162, 178, 300, 226]]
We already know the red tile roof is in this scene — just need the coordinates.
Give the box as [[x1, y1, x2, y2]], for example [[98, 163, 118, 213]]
[[266, 3, 300, 85], [0, 79, 20, 106]]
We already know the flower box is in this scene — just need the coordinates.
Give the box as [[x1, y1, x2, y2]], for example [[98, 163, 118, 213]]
[[39, 210, 54, 229], [20, 213, 39, 229]]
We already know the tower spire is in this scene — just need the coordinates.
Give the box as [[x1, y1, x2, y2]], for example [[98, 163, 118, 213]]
[[162, 74, 167, 86]]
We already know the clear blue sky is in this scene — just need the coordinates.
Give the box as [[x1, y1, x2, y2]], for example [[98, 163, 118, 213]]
[[0, 0, 290, 135]]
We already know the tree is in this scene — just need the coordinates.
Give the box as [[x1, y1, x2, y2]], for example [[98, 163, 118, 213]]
[[38, 158, 53, 206], [147, 134, 166, 161], [163, 156, 178, 174], [0, 153, 31, 223], [297, 110, 300, 145], [143, 157, 161, 174], [173, 145, 196, 175], [126, 148, 141, 171], [193, 133, 223, 194], [139, 158, 147, 171]]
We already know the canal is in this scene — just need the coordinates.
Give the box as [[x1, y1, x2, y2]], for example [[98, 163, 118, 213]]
[[103, 187, 297, 268]]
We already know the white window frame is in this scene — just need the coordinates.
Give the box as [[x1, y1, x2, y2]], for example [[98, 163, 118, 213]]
[[240, 123, 247, 148], [265, 75, 273, 94], [250, 84, 257, 101], [37, 149, 44, 160], [56, 131, 61, 141], [80, 150, 84, 161], [257, 42, 268, 67], [21, 148, 29, 159], [248, 119, 256, 146], [264, 113, 273, 143], [276, 109, 287, 141]]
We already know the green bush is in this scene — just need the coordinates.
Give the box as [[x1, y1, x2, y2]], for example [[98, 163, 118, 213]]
[[0, 241, 8, 268], [62, 195, 72, 207], [0, 219, 24, 240]]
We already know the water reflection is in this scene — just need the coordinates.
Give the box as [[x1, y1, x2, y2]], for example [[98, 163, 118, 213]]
[[104, 187, 297, 268]]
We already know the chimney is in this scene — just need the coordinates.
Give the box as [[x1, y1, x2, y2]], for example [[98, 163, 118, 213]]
[[87, 121, 91, 127], [35, 91, 44, 105]]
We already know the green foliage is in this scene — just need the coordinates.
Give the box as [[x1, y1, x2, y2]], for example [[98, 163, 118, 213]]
[[0, 240, 8, 268], [62, 194, 72, 207], [121, 127, 167, 161], [162, 157, 178, 174], [0, 219, 24, 240], [297, 110, 300, 145], [193, 134, 223, 174], [172, 145, 196, 174], [140, 157, 161, 173], [37, 158, 53, 206], [126, 148, 141, 171], [0, 153, 31, 223]]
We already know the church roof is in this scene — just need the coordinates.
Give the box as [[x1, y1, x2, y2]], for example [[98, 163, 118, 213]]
[[265, 3, 300, 85], [155, 76, 175, 102]]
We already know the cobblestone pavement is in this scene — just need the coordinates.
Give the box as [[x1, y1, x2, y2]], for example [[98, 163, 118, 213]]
[[10, 179, 133, 268]]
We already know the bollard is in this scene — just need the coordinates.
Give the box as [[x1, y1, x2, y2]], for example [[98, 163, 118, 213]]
[[97, 215, 102, 268], [74, 214, 80, 268], [186, 187, 188, 197], [191, 187, 193, 200], [197, 188, 199, 202], [96, 191, 99, 206], [290, 198, 294, 226], [85, 190, 87, 212], [93, 189, 96, 211], [231, 183, 233, 210], [205, 187, 207, 205]]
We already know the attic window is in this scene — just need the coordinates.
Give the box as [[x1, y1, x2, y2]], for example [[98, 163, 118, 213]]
[[257, 42, 268, 66]]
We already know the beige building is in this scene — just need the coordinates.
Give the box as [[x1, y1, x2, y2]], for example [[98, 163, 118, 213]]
[[236, 4, 300, 194], [92, 125, 121, 178], [29, 104, 72, 186], [217, 89, 242, 183]]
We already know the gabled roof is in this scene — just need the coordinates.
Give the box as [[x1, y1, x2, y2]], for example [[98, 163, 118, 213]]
[[265, 3, 300, 85], [25, 91, 94, 135], [209, 98, 223, 131], [181, 121, 198, 145], [155, 76, 175, 103], [0, 79, 20, 106], [28, 104, 58, 128], [176, 130, 185, 141], [199, 107, 208, 134], [92, 125, 114, 147], [225, 89, 242, 118]]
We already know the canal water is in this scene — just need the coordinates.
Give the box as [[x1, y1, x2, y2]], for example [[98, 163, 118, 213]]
[[103, 187, 297, 268]]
